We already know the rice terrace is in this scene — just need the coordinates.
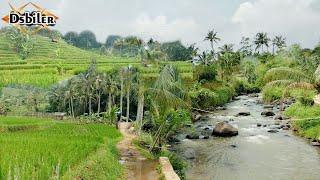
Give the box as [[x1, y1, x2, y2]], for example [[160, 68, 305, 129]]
[[0, 0, 320, 180]]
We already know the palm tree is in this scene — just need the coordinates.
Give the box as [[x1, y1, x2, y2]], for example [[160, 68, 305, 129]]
[[119, 68, 125, 119], [123, 65, 137, 122], [148, 64, 189, 151], [218, 44, 234, 54], [135, 74, 146, 135], [189, 43, 199, 60], [254, 32, 270, 53], [272, 36, 286, 54], [204, 29, 221, 56], [239, 36, 252, 56], [94, 74, 103, 114]]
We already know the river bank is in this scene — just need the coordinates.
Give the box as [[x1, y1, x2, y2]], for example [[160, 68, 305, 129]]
[[172, 95, 320, 180]]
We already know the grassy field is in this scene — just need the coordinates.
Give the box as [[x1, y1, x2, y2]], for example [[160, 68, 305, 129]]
[[0, 33, 193, 88], [0, 116, 122, 179]]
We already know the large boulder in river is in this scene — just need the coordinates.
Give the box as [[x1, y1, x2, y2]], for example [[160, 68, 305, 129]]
[[261, 110, 275, 117], [212, 122, 238, 137]]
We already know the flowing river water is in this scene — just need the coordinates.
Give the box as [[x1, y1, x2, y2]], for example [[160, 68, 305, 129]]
[[174, 95, 320, 180]]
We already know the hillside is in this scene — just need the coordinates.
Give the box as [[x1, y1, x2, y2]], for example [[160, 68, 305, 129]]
[[0, 33, 193, 88]]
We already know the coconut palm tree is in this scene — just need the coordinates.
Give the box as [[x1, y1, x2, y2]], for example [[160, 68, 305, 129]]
[[135, 74, 146, 135], [94, 74, 103, 114], [254, 32, 270, 53], [218, 44, 234, 55], [272, 36, 286, 54], [148, 64, 189, 151], [204, 29, 220, 56], [119, 68, 125, 119], [189, 43, 199, 59]]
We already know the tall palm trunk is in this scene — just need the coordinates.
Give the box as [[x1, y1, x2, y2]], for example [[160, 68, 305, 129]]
[[89, 96, 92, 115], [126, 87, 130, 122], [120, 78, 124, 119], [108, 91, 112, 112], [136, 90, 144, 135], [97, 91, 101, 114], [71, 96, 74, 118]]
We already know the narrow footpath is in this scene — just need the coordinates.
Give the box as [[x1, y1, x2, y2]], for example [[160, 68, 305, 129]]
[[117, 122, 159, 180]]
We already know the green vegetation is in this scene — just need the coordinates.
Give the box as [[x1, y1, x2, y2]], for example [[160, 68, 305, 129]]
[[0, 116, 122, 179]]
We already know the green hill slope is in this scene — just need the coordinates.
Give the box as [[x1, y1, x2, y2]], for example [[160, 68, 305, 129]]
[[0, 33, 193, 88]]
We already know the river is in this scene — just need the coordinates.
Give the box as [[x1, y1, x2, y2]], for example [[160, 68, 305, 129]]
[[174, 95, 320, 180]]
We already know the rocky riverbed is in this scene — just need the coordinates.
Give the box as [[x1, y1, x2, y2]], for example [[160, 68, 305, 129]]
[[172, 95, 320, 180]]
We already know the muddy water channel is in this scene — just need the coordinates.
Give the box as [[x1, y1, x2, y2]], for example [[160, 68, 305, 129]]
[[174, 95, 320, 180]]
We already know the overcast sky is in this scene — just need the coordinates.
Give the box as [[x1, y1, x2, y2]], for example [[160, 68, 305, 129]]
[[1, 0, 320, 49]]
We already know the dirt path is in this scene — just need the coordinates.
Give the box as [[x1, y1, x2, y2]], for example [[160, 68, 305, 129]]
[[117, 122, 159, 180]]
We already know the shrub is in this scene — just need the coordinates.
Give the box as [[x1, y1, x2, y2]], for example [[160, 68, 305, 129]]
[[193, 65, 217, 83], [298, 96, 314, 106], [189, 86, 234, 109], [230, 78, 260, 95], [189, 88, 218, 109], [262, 86, 283, 102]]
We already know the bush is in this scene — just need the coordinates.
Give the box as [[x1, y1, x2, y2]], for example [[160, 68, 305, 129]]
[[262, 86, 283, 102], [231, 78, 260, 95], [298, 96, 314, 106], [189, 86, 234, 109], [189, 88, 218, 109], [193, 65, 217, 83]]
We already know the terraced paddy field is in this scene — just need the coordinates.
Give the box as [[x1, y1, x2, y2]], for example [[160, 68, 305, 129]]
[[0, 116, 122, 179], [0, 33, 193, 88]]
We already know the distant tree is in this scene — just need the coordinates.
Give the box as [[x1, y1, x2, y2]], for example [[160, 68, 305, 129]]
[[100, 45, 107, 55], [78, 30, 98, 49], [189, 43, 199, 60], [64, 31, 79, 46], [6, 27, 34, 60], [218, 44, 234, 55], [272, 36, 286, 54], [161, 41, 192, 61], [254, 32, 270, 53], [105, 35, 122, 48], [204, 29, 221, 55], [239, 36, 252, 56]]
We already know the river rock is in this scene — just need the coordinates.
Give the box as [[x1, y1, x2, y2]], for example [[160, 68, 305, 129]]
[[216, 106, 227, 110], [261, 110, 275, 116], [273, 114, 287, 120], [282, 126, 290, 130], [199, 135, 210, 139], [249, 94, 259, 97], [192, 113, 202, 122], [212, 122, 238, 137], [263, 105, 274, 109], [267, 129, 279, 133], [233, 97, 241, 101], [230, 144, 237, 148], [236, 112, 251, 116], [186, 133, 200, 139], [311, 141, 320, 146], [183, 148, 196, 159]]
